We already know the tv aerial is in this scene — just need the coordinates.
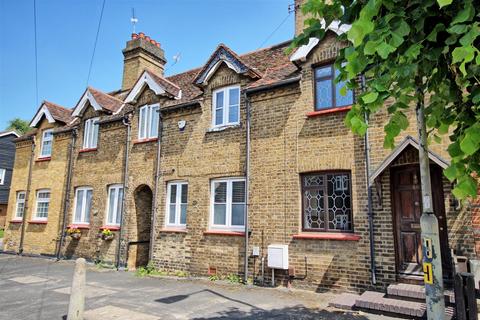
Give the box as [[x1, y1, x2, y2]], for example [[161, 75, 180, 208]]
[[130, 8, 138, 33]]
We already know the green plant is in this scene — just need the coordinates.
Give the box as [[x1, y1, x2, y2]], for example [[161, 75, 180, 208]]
[[226, 273, 242, 284], [174, 270, 188, 277], [95, 260, 115, 269], [209, 274, 220, 281], [101, 228, 113, 237], [0, 229, 4, 239]]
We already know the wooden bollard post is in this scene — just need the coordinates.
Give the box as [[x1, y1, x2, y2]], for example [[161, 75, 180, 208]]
[[67, 258, 86, 320]]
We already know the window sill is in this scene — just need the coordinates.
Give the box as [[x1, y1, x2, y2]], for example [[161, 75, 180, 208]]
[[160, 228, 187, 233], [10, 220, 23, 223], [206, 124, 240, 133], [79, 148, 97, 153], [292, 233, 361, 241], [100, 225, 120, 231], [204, 230, 245, 237], [68, 224, 90, 229], [35, 157, 51, 162], [133, 137, 158, 145], [306, 105, 352, 117], [28, 220, 48, 224]]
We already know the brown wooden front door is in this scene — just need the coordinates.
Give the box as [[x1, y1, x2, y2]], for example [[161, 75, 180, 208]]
[[392, 165, 451, 280]]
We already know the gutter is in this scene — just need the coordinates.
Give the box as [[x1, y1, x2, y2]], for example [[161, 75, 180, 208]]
[[149, 106, 163, 262], [18, 136, 35, 254], [116, 114, 132, 269], [244, 76, 301, 94], [243, 91, 252, 283], [362, 74, 376, 285], [56, 129, 77, 259]]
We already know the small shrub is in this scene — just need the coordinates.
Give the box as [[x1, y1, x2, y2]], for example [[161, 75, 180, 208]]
[[226, 273, 242, 284], [209, 274, 220, 281]]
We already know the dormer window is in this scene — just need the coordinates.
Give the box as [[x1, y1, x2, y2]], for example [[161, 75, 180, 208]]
[[138, 104, 159, 140], [212, 85, 240, 127], [83, 117, 100, 149], [314, 64, 353, 110], [40, 129, 53, 158]]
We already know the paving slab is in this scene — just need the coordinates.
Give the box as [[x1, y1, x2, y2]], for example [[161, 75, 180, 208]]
[[53, 285, 116, 298], [9, 275, 50, 284], [84, 305, 160, 320]]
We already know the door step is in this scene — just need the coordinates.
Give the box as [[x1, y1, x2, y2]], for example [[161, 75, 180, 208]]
[[328, 285, 455, 318], [387, 283, 455, 303]]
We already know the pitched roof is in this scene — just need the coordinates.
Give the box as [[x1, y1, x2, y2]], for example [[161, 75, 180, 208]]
[[369, 135, 449, 185], [30, 100, 73, 127], [124, 70, 182, 103], [72, 87, 124, 117], [0, 130, 20, 138], [193, 43, 262, 85]]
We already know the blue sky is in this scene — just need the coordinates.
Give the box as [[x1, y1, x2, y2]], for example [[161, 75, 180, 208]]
[[0, 0, 294, 130]]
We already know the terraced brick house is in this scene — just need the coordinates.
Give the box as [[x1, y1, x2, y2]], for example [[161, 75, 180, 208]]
[[4, 0, 480, 299]]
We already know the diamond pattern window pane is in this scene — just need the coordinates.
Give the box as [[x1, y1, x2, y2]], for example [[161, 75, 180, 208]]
[[302, 172, 352, 232], [315, 79, 332, 110]]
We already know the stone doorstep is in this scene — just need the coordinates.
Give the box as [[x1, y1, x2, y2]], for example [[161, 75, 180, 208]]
[[387, 283, 455, 303], [356, 291, 425, 317]]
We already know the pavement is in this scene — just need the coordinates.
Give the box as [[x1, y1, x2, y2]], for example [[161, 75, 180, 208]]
[[0, 254, 400, 320]]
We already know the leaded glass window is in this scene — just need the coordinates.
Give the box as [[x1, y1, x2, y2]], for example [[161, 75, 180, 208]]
[[302, 172, 352, 232]]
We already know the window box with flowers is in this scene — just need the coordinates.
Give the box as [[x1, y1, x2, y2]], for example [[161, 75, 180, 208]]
[[67, 226, 82, 240], [100, 228, 115, 241]]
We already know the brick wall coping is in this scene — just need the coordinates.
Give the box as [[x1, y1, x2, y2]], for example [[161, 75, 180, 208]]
[[68, 224, 90, 229], [203, 230, 245, 237], [28, 220, 48, 224], [306, 105, 352, 118], [159, 228, 188, 233], [79, 148, 97, 153], [35, 157, 51, 162], [133, 137, 158, 145], [100, 225, 121, 231], [292, 233, 361, 241]]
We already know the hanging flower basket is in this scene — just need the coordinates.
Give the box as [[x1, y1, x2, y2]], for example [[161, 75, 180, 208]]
[[101, 228, 115, 241], [67, 226, 82, 240]]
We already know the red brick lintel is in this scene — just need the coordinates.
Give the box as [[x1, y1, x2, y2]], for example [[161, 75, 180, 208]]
[[203, 230, 245, 236], [306, 105, 352, 117], [160, 228, 188, 233], [35, 157, 51, 162], [79, 148, 97, 153], [100, 226, 121, 231], [133, 138, 158, 145], [292, 233, 361, 241]]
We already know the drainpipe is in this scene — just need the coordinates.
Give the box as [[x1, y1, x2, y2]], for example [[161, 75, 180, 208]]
[[56, 129, 77, 260], [149, 107, 163, 262], [243, 91, 251, 283], [19, 136, 35, 255], [362, 75, 377, 285], [116, 114, 132, 269]]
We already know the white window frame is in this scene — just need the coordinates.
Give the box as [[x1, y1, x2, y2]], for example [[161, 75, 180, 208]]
[[14, 191, 26, 220], [138, 104, 159, 139], [83, 117, 100, 149], [209, 177, 246, 231], [105, 184, 123, 226], [165, 181, 188, 228], [0, 168, 5, 185], [33, 189, 50, 221], [212, 85, 240, 128], [73, 187, 93, 224], [39, 129, 53, 158]]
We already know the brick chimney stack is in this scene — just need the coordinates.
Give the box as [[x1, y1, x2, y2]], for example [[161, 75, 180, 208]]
[[121, 32, 167, 91], [294, 0, 310, 36]]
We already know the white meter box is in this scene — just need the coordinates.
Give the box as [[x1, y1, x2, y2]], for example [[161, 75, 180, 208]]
[[267, 244, 289, 269]]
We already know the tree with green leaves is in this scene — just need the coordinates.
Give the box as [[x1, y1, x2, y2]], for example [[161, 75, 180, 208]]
[[6, 118, 30, 135], [291, 0, 479, 317]]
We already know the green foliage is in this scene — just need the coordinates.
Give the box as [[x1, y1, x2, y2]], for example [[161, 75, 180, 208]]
[[95, 260, 115, 270], [134, 262, 187, 278], [0, 228, 4, 239], [225, 273, 242, 284], [291, 0, 480, 200], [209, 274, 220, 281], [6, 118, 30, 135]]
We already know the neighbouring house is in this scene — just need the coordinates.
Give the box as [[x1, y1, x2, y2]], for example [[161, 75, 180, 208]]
[[0, 130, 19, 228], [3, 0, 479, 302]]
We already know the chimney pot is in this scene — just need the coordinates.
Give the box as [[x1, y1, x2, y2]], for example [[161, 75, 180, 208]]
[[131, 33, 138, 39], [138, 32, 145, 38], [150, 39, 156, 45], [145, 36, 151, 42], [155, 43, 160, 48]]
